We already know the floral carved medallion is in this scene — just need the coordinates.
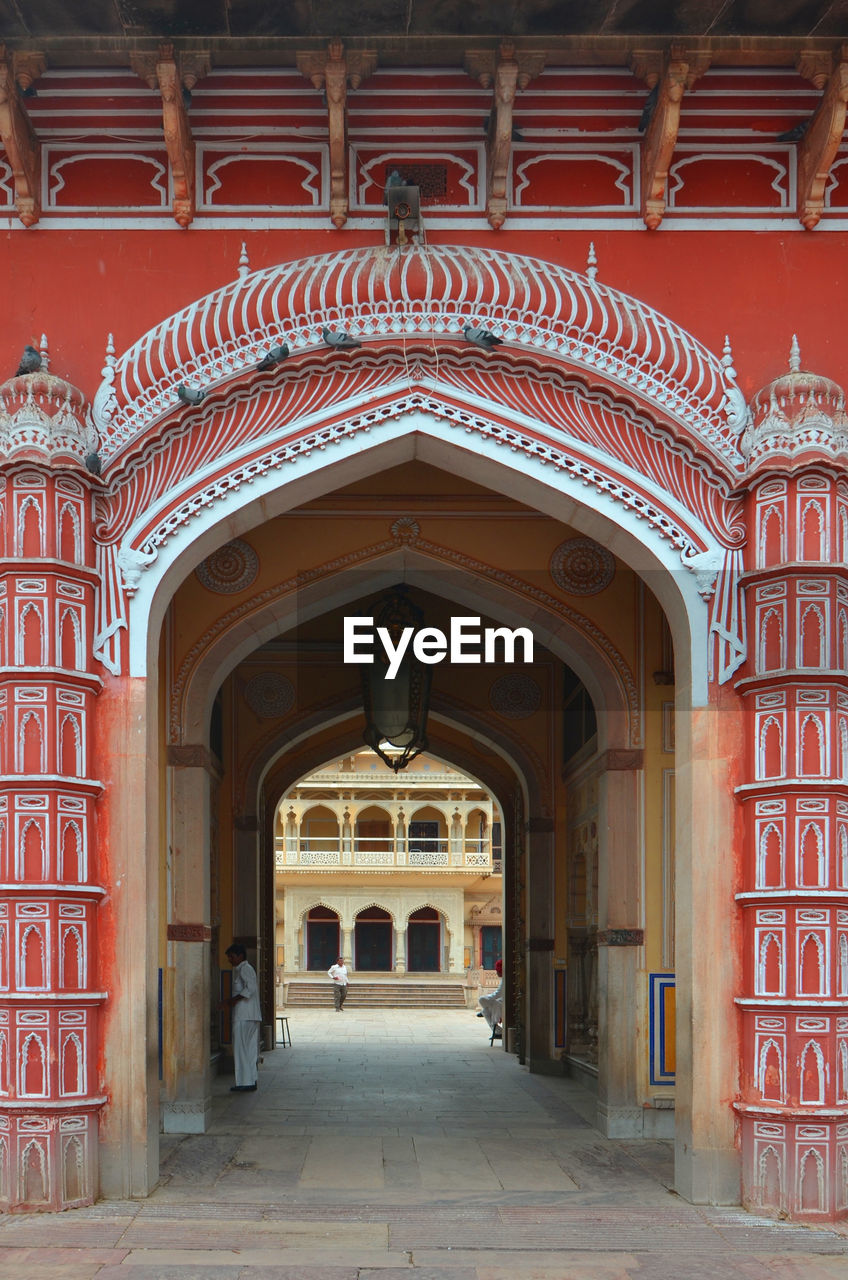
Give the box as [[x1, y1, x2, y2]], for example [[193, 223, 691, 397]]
[[195, 538, 259, 594], [550, 536, 615, 596]]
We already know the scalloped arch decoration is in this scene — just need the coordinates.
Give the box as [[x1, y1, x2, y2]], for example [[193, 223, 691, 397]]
[[94, 244, 744, 469]]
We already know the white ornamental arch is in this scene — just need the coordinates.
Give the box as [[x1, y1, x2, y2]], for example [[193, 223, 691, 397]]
[[89, 244, 748, 691]]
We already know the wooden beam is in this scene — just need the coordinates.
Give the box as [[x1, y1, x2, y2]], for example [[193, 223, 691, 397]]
[[796, 46, 848, 230], [0, 46, 45, 227], [633, 45, 710, 230], [466, 43, 545, 230], [298, 41, 376, 229], [131, 44, 209, 228]]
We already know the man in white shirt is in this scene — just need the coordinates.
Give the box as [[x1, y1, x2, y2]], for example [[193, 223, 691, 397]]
[[222, 944, 262, 1090], [327, 956, 349, 1011]]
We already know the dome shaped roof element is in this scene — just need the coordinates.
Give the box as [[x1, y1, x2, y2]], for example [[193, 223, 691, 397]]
[[0, 343, 98, 469], [741, 336, 848, 469]]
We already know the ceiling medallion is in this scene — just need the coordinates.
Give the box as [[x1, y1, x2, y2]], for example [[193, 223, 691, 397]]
[[549, 536, 615, 596], [243, 673, 296, 719], [489, 674, 542, 720], [195, 538, 259, 594]]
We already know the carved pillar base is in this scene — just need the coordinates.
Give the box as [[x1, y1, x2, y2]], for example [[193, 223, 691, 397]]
[[163, 1096, 212, 1135], [3, 1106, 102, 1210], [738, 1110, 846, 1220]]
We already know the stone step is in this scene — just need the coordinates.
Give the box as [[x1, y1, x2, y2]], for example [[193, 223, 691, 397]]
[[284, 981, 469, 1008]]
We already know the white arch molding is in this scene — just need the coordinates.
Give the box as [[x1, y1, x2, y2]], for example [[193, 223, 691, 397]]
[[119, 414, 717, 702], [89, 244, 748, 693]]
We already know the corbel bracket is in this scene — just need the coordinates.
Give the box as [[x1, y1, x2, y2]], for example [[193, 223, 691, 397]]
[[466, 43, 545, 230], [632, 45, 710, 230], [796, 46, 848, 230], [131, 44, 210, 228], [297, 40, 376, 229], [0, 45, 45, 227]]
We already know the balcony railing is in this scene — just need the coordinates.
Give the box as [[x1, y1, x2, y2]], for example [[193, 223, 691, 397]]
[[274, 835, 494, 871]]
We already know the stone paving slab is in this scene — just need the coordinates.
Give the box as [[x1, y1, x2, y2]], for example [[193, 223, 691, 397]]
[[116, 1219, 388, 1251], [0, 1247, 130, 1278]]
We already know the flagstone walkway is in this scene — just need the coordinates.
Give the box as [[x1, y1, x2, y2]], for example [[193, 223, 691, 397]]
[[2, 1008, 847, 1278]]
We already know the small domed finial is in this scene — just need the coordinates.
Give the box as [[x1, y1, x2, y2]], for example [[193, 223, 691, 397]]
[[39, 333, 49, 371], [238, 242, 250, 282], [587, 241, 598, 284], [789, 334, 801, 374]]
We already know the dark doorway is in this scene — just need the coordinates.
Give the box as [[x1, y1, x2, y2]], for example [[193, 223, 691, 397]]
[[481, 925, 502, 969], [307, 906, 340, 971], [407, 906, 440, 972], [355, 907, 392, 970]]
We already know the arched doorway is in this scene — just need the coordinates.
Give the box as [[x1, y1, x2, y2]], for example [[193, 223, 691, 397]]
[[407, 907, 442, 972], [90, 244, 746, 1221], [306, 905, 340, 971], [354, 906, 393, 971]]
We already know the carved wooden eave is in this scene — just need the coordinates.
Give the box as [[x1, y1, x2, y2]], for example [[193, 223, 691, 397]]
[[0, 46, 46, 227], [131, 44, 210, 228], [297, 41, 377, 229], [465, 43, 545, 230], [796, 46, 848, 230], [632, 45, 710, 230]]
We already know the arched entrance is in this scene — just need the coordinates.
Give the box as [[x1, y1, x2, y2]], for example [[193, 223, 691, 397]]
[[60, 243, 753, 1220], [355, 906, 393, 971], [305, 906, 340, 971], [407, 907, 442, 972]]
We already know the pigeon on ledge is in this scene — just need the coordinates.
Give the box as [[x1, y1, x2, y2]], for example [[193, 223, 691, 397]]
[[777, 118, 811, 143], [463, 324, 503, 350], [84, 452, 102, 476], [384, 168, 405, 204], [256, 344, 290, 370], [177, 384, 206, 406], [322, 326, 362, 350], [639, 83, 659, 133], [16, 345, 42, 376]]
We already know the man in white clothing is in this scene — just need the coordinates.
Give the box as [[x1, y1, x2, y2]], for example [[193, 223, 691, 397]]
[[222, 944, 262, 1090], [327, 956, 348, 1011]]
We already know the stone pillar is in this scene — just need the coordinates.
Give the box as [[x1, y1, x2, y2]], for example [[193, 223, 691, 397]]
[[595, 751, 645, 1136], [97, 677, 158, 1201], [734, 345, 848, 1222], [162, 746, 219, 1134], [0, 367, 108, 1209], [673, 692, 741, 1207], [525, 816, 555, 1072]]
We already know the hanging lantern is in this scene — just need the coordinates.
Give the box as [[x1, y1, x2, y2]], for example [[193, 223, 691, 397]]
[[361, 586, 431, 772]]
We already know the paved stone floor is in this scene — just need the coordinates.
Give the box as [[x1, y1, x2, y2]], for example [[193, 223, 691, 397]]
[[2, 1008, 848, 1278]]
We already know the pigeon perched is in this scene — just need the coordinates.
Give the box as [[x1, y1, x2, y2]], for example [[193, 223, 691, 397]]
[[256, 344, 290, 371], [84, 451, 102, 476], [383, 169, 404, 204], [777, 118, 811, 143], [463, 324, 503, 351], [16, 345, 42, 376], [638, 83, 659, 133], [322, 326, 362, 350], [177, 383, 206, 406]]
